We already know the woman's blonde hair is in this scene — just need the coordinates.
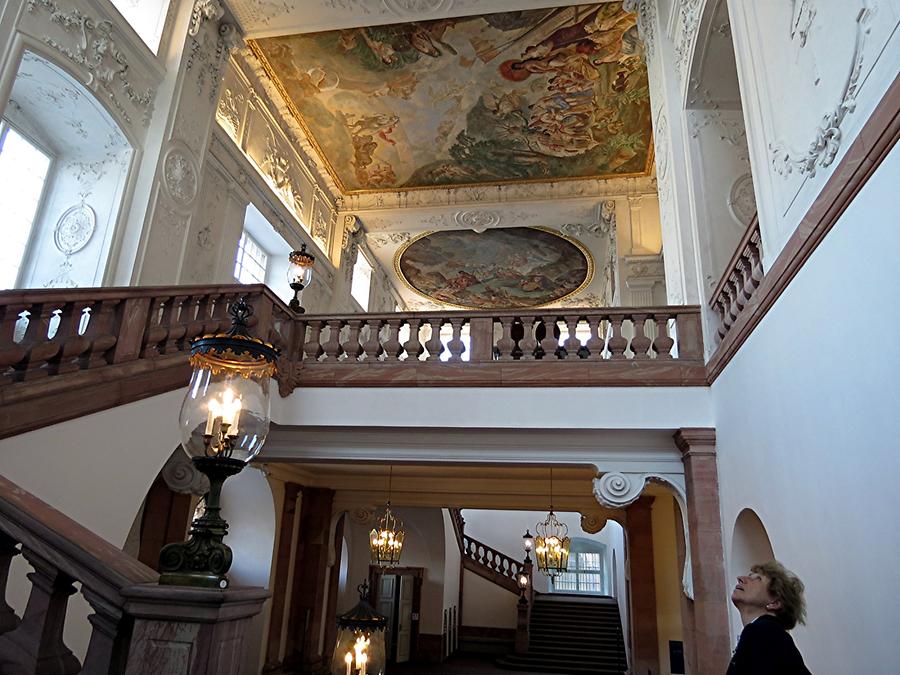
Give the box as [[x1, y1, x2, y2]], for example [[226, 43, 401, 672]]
[[752, 560, 807, 629]]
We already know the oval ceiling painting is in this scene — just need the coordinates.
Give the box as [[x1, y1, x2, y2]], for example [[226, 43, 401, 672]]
[[396, 227, 592, 309]]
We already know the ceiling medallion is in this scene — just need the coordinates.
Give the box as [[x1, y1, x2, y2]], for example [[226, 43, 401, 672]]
[[394, 226, 593, 310], [53, 204, 96, 255]]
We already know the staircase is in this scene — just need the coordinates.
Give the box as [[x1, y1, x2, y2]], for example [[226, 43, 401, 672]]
[[497, 594, 628, 674]]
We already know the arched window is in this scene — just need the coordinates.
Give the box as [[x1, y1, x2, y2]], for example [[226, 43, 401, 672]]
[[551, 537, 609, 595]]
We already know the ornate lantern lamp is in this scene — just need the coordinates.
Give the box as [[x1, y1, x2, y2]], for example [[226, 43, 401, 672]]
[[287, 243, 315, 313], [369, 466, 404, 567], [159, 298, 278, 589], [331, 581, 387, 675], [534, 468, 570, 580], [522, 529, 534, 562]]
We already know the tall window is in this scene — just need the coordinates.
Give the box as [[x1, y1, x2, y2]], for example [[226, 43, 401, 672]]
[[350, 248, 373, 310], [0, 123, 52, 290], [233, 231, 268, 284], [552, 540, 608, 595]]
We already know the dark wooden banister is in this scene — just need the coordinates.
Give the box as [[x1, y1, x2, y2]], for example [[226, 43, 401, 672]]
[[0, 475, 268, 673]]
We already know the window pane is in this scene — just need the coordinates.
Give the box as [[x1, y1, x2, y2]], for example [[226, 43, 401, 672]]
[[0, 126, 51, 290], [554, 573, 577, 591], [234, 231, 268, 285], [351, 249, 373, 310], [578, 552, 602, 571], [578, 573, 604, 592]]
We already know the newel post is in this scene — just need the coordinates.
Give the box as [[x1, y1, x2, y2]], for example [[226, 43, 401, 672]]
[[121, 585, 269, 675]]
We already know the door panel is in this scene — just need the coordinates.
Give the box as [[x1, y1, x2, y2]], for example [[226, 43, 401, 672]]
[[396, 575, 414, 663], [377, 574, 397, 659]]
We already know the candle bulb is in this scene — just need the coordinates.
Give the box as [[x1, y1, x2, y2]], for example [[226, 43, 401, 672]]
[[358, 652, 368, 675], [344, 651, 352, 675]]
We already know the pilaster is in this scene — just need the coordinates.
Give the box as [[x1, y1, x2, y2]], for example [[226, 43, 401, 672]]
[[673, 427, 730, 674], [626, 496, 660, 675]]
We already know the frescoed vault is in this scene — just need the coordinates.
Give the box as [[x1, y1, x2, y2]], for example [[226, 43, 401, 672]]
[[250, 2, 652, 193]]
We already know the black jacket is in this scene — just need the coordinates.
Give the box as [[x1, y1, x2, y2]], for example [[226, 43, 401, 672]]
[[726, 615, 811, 675]]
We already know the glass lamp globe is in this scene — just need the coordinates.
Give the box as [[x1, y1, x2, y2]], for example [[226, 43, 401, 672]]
[[332, 582, 387, 675], [287, 244, 315, 313], [178, 299, 279, 464]]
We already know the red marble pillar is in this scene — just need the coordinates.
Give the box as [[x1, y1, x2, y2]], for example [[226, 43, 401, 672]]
[[626, 496, 660, 675], [263, 482, 301, 671], [283, 487, 335, 671], [674, 428, 730, 674]]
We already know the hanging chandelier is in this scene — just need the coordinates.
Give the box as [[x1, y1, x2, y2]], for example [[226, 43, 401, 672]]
[[369, 466, 404, 567], [534, 467, 570, 579]]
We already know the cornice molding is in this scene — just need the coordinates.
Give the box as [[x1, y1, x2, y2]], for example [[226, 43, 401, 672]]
[[673, 427, 717, 455]]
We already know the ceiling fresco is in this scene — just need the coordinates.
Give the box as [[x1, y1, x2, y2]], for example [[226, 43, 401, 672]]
[[249, 2, 652, 193], [395, 227, 593, 309]]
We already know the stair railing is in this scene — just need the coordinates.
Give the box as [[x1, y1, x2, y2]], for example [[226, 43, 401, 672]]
[[461, 534, 524, 595], [0, 474, 267, 674]]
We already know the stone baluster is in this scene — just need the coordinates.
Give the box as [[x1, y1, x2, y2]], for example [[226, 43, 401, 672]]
[[630, 314, 652, 359], [303, 320, 325, 362], [20, 303, 62, 381], [160, 295, 189, 353], [53, 301, 93, 375], [0, 549, 80, 674], [403, 318, 424, 362], [607, 315, 628, 359], [320, 320, 344, 361], [81, 588, 128, 674], [208, 293, 235, 334], [495, 316, 515, 361], [713, 299, 728, 340], [342, 319, 363, 362], [0, 303, 28, 383], [518, 316, 537, 360], [383, 319, 404, 361], [361, 319, 384, 361], [83, 299, 121, 370], [727, 275, 743, 323], [0, 534, 19, 635], [652, 314, 675, 359], [424, 318, 444, 361], [584, 314, 605, 361], [182, 294, 208, 346], [141, 296, 171, 358], [467, 317, 494, 362], [562, 315, 582, 359], [446, 318, 466, 362], [538, 316, 558, 360]]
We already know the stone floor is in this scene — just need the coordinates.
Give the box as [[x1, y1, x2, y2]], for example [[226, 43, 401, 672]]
[[388, 655, 568, 674]]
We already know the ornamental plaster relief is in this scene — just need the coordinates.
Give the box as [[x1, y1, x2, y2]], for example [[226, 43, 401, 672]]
[[22, 0, 159, 130]]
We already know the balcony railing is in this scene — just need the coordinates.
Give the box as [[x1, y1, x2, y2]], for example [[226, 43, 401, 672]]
[[710, 217, 763, 341], [0, 284, 705, 437]]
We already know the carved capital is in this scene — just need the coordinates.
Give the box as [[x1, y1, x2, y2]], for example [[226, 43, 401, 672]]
[[674, 427, 717, 456]]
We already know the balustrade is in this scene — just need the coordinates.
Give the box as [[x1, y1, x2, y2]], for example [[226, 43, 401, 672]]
[[0, 284, 705, 437], [0, 476, 267, 674], [710, 218, 763, 340], [461, 534, 522, 594], [295, 307, 699, 365]]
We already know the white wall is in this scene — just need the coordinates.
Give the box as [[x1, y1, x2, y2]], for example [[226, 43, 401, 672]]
[[712, 143, 900, 673], [441, 508, 461, 617]]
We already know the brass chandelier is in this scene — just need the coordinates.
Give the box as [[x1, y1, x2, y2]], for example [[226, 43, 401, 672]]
[[369, 466, 404, 567], [534, 467, 570, 580]]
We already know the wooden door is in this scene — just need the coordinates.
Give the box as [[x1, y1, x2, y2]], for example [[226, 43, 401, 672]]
[[396, 574, 414, 663]]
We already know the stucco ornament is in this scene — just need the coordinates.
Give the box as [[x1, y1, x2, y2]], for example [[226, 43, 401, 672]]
[[769, 2, 874, 177], [26, 0, 156, 126], [163, 147, 199, 206], [728, 173, 757, 226], [593, 471, 694, 599], [188, 0, 225, 37], [162, 449, 210, 495], [53, 204, 96, 255], [454, 209, 500, 233]]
